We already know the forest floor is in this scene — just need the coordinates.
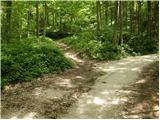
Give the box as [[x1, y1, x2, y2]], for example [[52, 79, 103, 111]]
[[1, 42, 159, 119]]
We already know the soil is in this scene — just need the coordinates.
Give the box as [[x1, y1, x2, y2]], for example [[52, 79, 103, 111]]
[[1, 42, 104, 119], [1, 42, 159, 119], [59, 54, 158, 119], [121, 61, 159, 119]]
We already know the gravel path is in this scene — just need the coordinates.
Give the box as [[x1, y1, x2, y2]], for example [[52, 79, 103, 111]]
[[1, 41, 158, 119], [60, 54, 158, 119], [1, 42, 103, 119]]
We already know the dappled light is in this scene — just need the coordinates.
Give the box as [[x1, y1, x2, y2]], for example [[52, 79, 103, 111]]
[[23, 112, 37, 119], [9, 112, 37, 119], [75, 76, 85, 80], [1, 0, 158, 118], [65, 52, 84, 64], [60, 55, 158, 119], [136, 79, 147, 84], [94, 97, 105, 105]]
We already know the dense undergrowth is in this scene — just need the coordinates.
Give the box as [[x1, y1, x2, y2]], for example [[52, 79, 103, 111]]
[[61, 31, 137, 61], [62, 30, 158, 61], [1, 37, 72, 87]]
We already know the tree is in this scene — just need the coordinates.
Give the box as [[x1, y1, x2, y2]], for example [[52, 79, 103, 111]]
[[44, 1, 47, 36], [27, 10, 31, 38], [147, 1, 151, 40], [119, 1, 123, 45], [130, 1, 134, 34], [96, 1, 100, 38], [104, 1, 109, 25], [137, 1, 141, 35], [112, 1, 119, 44], [36, 2, 39, 38], [6, 1, 12, 40]]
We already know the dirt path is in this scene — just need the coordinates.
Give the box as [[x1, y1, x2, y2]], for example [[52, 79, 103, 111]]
[[60, 54, 158, 119], [1, 42, 103, 119], [1, 42, 158, 119]]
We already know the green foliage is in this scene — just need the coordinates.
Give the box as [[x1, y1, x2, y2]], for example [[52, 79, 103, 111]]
[[1, 37, 72, 87], [127, 34, 158, 55], [62, 32, 135, 61]]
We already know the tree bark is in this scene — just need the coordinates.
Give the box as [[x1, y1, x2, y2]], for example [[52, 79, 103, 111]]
[[96, 1, 100, 38], [6, 1, 12, 40], [27, 10, 31, 38], [104, 1, 108, 25], [138, 1, 141, 35], [119, 1, 123, 45], [59, 13, 62, 32], [112, 1, 119, 44], [147, 1, 151, 40], [154, 1, 159, 39], [44, 1, 47, 36], [36, 2, 39, 38], [130, 1, 134, 34], [125, 1, 128, 31]]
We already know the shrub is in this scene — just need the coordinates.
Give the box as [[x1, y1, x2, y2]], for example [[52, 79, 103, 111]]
[[1, 37, 72, 87], [62, 32, 134, 61]]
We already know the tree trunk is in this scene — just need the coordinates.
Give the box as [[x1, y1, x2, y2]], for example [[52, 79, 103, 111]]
[[27, 10, 31, 38], [138, 1, 141, 35], [154, 1, 159, 39], [36, 2, 39, 38], [147, 1, 151, 40], [45, 2, 49, 26], [112, 1, 119, 44], [96, 1, 100, 38], [99, 2, 102, 28], [59, 13, 62, 32], [110, 5, 113, 26], [130, 1, 134, 34], [44, 1, 47, 36], [6, 1, 12, 40], [104, 1, 108, 25], [125, 1, 128, 31], [119, 1, 123, 45], [52, 11, 55, 30]]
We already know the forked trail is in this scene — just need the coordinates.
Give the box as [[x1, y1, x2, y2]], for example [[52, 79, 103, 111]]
[[1, 42, 158, 119]]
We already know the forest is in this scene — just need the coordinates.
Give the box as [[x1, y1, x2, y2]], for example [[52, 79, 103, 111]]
[[1, 0, 159, 119]]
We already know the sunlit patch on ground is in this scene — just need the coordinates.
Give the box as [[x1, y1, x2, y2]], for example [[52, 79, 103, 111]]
[[65, 52, 84, 63], [121, 61, 159, 119], [23, 112, 37, 119], [1, 42, 103, 119]]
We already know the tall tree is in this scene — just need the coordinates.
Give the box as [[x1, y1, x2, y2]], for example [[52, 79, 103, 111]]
[[125, 1, 128, 31], [6, 1, 12, 40], [36, 2, 39, 38], [96, 1, 100, 38], [112, 1, 119, 44], [27, 10, 31, 38], [44, 1, 47, 36], [137, 1, 141, 35], [147, 1, 151, 40], [104, 1, 109, 25], [130, 1, 134, 34], [119, 1, 123, 45], [154, 1, 159, 39]]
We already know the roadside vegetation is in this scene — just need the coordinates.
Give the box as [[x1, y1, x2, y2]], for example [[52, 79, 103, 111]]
[[1, 1, 158, 86], [1, 37, 72, 87]]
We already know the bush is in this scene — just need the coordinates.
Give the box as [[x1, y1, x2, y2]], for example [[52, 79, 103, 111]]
[[62, 32, 134, 61], [128, 33, 158, 55], [1, 37, 72, 87]]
